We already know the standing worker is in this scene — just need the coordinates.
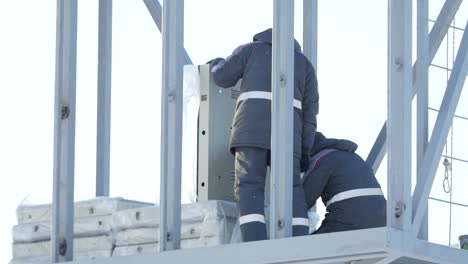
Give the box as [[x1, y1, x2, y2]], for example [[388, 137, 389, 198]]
[[210, 28, 319, 242], [302, 132, 386, 234]]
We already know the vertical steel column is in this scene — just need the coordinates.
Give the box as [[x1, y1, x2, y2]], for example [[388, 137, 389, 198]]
[[416, 0, 429, 241], [270, 0, 295, 239], [366, 0, 463, 173], [412, 22, 468, 235], [142, 0, 192, 65], [387, 0, 412, 232], [51, 0, 78, 261], [303, 0, 317, 68], [159, 0, 183, 251], [302, 0, 318, 215], [96, 0, 112, 197]]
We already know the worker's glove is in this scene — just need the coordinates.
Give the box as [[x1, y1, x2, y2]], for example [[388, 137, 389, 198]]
[[300, 154, 310, 173], [207, 57, 224, 68]]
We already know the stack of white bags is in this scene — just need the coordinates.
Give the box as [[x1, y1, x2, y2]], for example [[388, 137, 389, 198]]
[[112, 200, 238, 256], [10, 198, 239, 263], [10, 198, 151, 263]]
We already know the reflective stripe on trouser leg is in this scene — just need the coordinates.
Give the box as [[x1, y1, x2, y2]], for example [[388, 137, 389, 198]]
[[235, 147, 268, 242], [292, 156, 309, 236]]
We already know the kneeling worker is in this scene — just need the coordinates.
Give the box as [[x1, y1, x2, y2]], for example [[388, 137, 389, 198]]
[[302, 132, 386, 234]]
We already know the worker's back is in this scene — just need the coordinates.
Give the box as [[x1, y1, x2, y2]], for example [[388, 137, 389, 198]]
[[212, 28, 319, 158], [302, 133, 386, 234]]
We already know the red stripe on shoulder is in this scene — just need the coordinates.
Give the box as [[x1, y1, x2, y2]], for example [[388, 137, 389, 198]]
[[233, 42, 255, 56], [313, 152, 332, 169]]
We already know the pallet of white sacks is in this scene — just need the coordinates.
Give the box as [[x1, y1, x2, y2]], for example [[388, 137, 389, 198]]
[[12, 215, 113, 243], [112, 237, 225, 257], [113, 219, 237, 247], [9, 250, 112, 264], [10, 199, 241, 262], [11, 197, 153, 263], [111, 200, 238, 230], [16, 197, 152, 224], [12, 235, 113, 259], [111, 200, 239, 252]]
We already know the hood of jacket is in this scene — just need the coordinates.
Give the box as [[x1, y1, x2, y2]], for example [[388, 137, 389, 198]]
[[310, 132, 358, 156], [253, 28, 302, 52]]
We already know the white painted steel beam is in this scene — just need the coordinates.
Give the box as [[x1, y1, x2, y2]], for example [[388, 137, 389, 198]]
[[142, 0, 192, 64], [413, 237, 468, 264], [303, 0, 317, 68], [415, 0, 429, 241], [387, 0, 412, 232], [96, 0, 112, 197], [68, 228, 468, 264], [159, 0, 184, 251], [270, 0, 295, 239], [77, 228, 389, 264], [412, 21, 468, 235], [51, 0, 78, 261], [366, 0, 463, 173]]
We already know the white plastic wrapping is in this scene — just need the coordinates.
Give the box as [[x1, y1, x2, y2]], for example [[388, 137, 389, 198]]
[[12, 236, 113, 258], [113, 237, 222, 257], [16, 197, 152, 224], [308, 208, 320, 234], [112, 200, 238, 231], [112, 200, 238, 248], [182, 65, 200, 203], [13, 215, 112, 243], [9, 250, 112, 264], [114, 218, 237, 246]]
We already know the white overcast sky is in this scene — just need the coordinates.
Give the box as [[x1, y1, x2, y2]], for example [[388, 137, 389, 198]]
[[1, 0, 468, 262]]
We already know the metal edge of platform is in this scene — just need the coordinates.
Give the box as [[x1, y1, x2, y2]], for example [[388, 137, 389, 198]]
[[67, 227, 468, 264], [385, 227, 468, 264], [410, 238, 468, 264], [73, 228, 389, 264]]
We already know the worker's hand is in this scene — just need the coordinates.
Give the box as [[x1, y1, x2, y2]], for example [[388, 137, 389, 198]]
[[207, 57, 223, 68], [300, 155, 310, 173]]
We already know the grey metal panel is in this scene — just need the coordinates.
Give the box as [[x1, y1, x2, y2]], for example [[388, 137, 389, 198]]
[[412, 21, 468, 235], [270, 0, 295, 239], [51, 0, 78, 261], [197, 65, 239, 202], [159, 0, 184, 251], [142, 0, 192, 65], [366, 0, 463, 173], [416, 0, 429, 241], [96, 0, 112, 197], [387, 0, 412, 232]]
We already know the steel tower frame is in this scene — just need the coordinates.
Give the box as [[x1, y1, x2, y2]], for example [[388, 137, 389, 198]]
[[50, 0, 468, 263]]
